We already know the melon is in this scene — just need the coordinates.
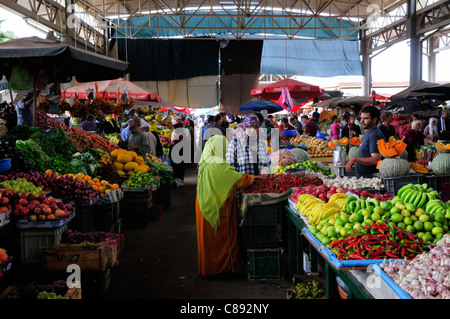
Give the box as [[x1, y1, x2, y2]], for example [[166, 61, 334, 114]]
[[431, 153, 450, 175], [399, 149, 408, 160], [348, 146, 359, 160], [378, 158, 410, 178], [134, 164, 150, 173], [117, 153, 133, 164], [290, 148, 310, 162], [410, 162, 428, 174], [270, 149, 298, 167], [116, 170, 126, 175], [124, 161, 139, 171], [435, 141, 450, 153], [111, 149, 127, 158], [127, 151, 138, 159], [113, 161, 124, 171]]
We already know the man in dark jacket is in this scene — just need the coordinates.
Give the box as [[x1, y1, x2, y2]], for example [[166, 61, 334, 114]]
[[437, 109, 450, 141]]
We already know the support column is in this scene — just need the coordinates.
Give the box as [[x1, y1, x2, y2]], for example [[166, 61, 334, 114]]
[[61, 0, 75, 46], [360, 22, 371, 97], [428, 37, 437, 83], [407, 0, 421, 85]]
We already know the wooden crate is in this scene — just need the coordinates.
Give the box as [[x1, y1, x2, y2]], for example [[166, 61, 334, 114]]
[[42, 242, 114, 272], [0, 285, 81, 299]]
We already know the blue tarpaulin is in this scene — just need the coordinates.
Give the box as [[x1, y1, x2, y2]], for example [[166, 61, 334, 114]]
[[260, 39, 363, 77]]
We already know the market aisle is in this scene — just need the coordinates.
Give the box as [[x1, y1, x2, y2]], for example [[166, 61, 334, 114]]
[[105, 166, 291, 299]]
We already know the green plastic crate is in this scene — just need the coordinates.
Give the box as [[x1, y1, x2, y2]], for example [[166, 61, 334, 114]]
[[244, 202, 284, 226], [247, 248, 283, 280], [245, 224, 282, 249], [19, 223, 68, 264]]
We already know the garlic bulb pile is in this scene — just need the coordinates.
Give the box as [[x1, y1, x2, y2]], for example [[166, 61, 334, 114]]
[[380, 234, 450, 299], [322, 176, 381, 190]]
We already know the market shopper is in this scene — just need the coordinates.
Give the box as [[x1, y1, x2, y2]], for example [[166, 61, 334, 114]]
[[378, 111, 396, 141], [226, 114, 271, 176], [140, 120, 158, 156], [342, 115, 361, 140], [424, 117, 439, 144], [99, 114, 120, 135], [290, 115, 303, 135], [196, 135, 258, 278], [170, 121, 190, 187], [412, 114, 425, 132], [79, 114, 97, 132], [304, 117, 319, 137], [204, 114, 226, 141], [279, 117, 296, 133], [122, 117, 150, 157], [330, 115, 343, 141], [437, 109, 450, 141], [402, 120, 434, 162], [16, 90, 34, 126], [345, 105, 385, 178]]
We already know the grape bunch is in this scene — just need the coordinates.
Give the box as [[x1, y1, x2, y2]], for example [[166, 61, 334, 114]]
[[292, 280, 325, 299]]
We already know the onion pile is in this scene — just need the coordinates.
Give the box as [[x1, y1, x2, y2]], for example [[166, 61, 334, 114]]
[[380, 234, 450, 299]]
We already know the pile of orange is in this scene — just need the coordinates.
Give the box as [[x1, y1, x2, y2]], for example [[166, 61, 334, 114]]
[[67, 173, 120, 197]]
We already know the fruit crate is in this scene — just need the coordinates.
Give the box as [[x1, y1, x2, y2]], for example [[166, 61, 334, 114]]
[[424, 174, 450, 193], [286, 273, 326, 299], [375, 174, 424, 196], [120, 191, 153, 228], [19, 223, 68, 265], [247, 248, 284, 280], [42, 242, 115, 272]]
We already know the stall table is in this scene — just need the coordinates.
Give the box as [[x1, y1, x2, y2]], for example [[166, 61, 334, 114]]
[[285, 204, 402, 299]]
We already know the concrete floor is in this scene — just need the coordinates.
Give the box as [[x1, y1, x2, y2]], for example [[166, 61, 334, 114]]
[[104, 166, 292, 299]]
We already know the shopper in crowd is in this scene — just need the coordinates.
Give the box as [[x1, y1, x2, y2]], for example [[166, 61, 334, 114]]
[[378, 111, 396, 141], [187, 119, 195, 167], [279, 117, 295, 133], [140, 120, 158, 156], [290, 115, 303, 135], [99, 114, 120, 135], [170, 120, 190, 187], [437, 108, 450, 141], [402, 120, 434, 162], [300, 115, 309, 129], [342, 115, 361, 140], [330, 115, 343, 141], [79, 114, 98, 132], [304, 117, 319, 137], [220, 112, 229, 130], [345, 105, 384, 178], [412, 114, 425, 132], [204, 114, 226, 141], [16, 90, 34, 126], [424, 117, 439, 144], [312, 108, 320, 122], [196, 135, 258, 278], [226, 114, 271, 176], [341, 115, 348, 130], [202, 115, 214, 146]]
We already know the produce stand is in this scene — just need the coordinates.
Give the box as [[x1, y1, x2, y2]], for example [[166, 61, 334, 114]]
[[285, 201, 409, 299]]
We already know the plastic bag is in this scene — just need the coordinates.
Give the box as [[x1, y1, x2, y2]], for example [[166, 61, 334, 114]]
[[316, 131, 327, 141], [9, 65, 33, 91]]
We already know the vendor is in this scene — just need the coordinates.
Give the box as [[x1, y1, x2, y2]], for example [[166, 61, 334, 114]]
[[123, 117, 150, 157], [345, 105, 385, 178], [304, 117, 319, 137], [16, 90, 35, 127]]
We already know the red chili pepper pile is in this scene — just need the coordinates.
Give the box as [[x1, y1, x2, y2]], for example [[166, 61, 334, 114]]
[[329, 222, 432, 261], [245, 174, 323, 194]]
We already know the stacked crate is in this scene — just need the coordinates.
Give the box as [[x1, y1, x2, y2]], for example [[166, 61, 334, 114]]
[[120, 188, 153, 228], [244, 201, 286, 280]]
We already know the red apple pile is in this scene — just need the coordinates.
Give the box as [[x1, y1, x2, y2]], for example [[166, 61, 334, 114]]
[[290, 185, 393, 204], [0, 189, 74, 222]]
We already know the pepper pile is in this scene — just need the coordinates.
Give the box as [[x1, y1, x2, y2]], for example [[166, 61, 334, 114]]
[[328, 222, 432, 261], [245, 174, 323, 194]]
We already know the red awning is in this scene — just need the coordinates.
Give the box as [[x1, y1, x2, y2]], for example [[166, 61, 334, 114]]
[[251, 78, 325, 100]]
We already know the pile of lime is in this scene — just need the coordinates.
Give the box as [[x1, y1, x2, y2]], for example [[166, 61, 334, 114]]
[[284, 160, 331, 175]]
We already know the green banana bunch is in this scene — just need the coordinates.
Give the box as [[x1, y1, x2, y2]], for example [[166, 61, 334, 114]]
[[397, 183, 440, 210]]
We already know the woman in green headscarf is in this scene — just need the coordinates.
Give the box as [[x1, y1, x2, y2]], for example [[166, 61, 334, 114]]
[[196, 135, 257, 277]]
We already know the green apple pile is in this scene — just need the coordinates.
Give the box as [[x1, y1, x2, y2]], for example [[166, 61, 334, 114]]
[[0, 178, 45, 196], [309, 186, 450, 245]]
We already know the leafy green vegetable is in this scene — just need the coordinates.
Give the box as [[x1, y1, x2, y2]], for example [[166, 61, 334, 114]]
[[146, 160, 174, 185]]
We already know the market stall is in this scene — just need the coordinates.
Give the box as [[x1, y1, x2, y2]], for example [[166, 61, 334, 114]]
[[237, 133, 450, 299]]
